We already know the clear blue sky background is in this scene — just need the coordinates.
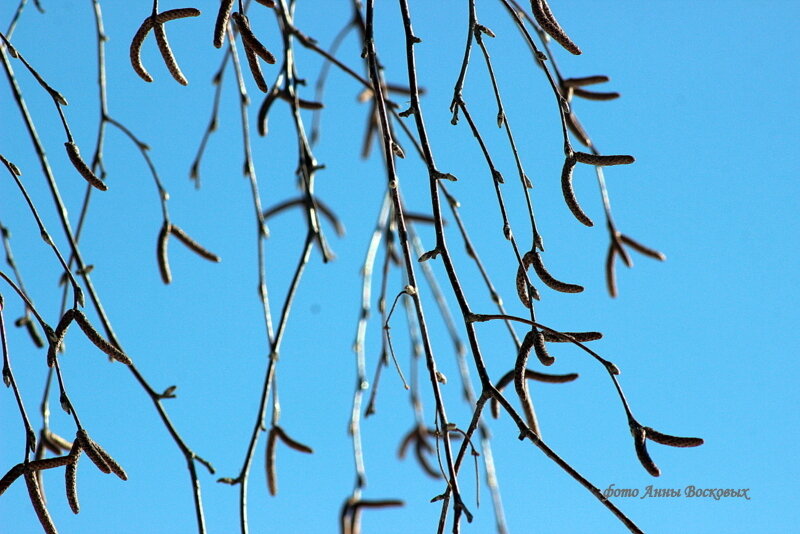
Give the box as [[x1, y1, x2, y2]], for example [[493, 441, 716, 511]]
[[1, 2, 798, 533]]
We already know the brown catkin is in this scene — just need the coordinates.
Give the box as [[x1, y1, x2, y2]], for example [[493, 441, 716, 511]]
[[573, 151, 635, 166], [266, 427, 279, 496], [644, 427, 704, 448], [154, 8, 201, 23], [65, 143, 107, 191], [77, 431, 110, 474], [491, 366, 580, 417], [0, 463, 25, 496], [48, 432, 73, 452], [66, 456, 79, 514], [154, 24, 188, 86], [296, 97, 324, 110], [243, 45, 269, 93], [257, 89, 279, 136], [253, 0, 276, 6], [41, 432, 64, 455], [397, 428, 417, 459], [633, 427, 661, 477], [560, 156, 593, 227], [47, 309, 75, 367], [498, 369, 579, 391], [130, 18, 154, 82], [130, 9, 199, 83], [232, 13, 276, 64], [518, 330, 536, 365], [88, 439, 127, 480], [73, 311, 132, 365], [353, 499, 404, 509], [515, 331, 537, 396], [532, 330, 555, 366], [213, 0, 234, 48], [613, 238, 634, 268], [562, 75, 610, 87], [619, 234, 666, 261], [275, 427, 313, 454], [276, 90, 324, 110], [572, 87, 620, 101], [25, 320, 45, 348], [565, 112, 591, 147], [24, 472, 58, 534], [157, 222, 172, 284], [605, 244, 618, 298], [530, 251, 584, 293], [542, 331, 603, 343], [415, 440, 441, 479], [28, 456, 71, 471], [532, 0, 581, 55], [169, 225, 221, 262], [515, 252, 540, 307]]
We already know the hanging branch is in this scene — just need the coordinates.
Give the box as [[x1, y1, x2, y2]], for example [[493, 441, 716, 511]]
[[2, 2, 702, 533]]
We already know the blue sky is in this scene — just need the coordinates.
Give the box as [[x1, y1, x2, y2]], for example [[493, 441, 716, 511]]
[[1, 2, 798, 533]]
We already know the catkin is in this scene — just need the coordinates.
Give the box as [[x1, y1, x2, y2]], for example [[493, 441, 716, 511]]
[[572, 87, 620, 101], [491, 367, 578, 417], [88, 439, 127, 480], [633, 427, 661, 477], [25, 320, 45, 348], [562, 75, 610, 87], [232, 13, 276, 64], [353, 499, 405, 509], [531, 0, 581, 55], [565, 112, 591, 147], [24, 472, 58, 534], [155, 8, 201, 23], [130, 18, 154, 82], [619, 234, 666, 261], [73, 311, 133, 365], [532, 329, 555, 366], [130, 9, 200, 83], [28, 456, 71, 470], [243, 45, 269, 93], [397, 429, 417, 459], [644, 427, 703, 448], [47, 309, 75, 367], [157, 222, 172, 284], [573, 151, 634, 166], [0, 463, 24, 496], [41, 432, 64, 455], [605, 243, 618, 298], [170, 225, 221, 262], [614, 239, 634, 268], [530, 251, 584, 293], [65, 142, 107, 191], [276, 90, 324, 109], [154, 24, 188, 86], [213, 0, 235, 48], [517, 331, 536, 376], [275, 427, 313, 454], [542, 331, 602, 343], [560, 156, 593, 227], [258, 90, 279, 136], [266, 427, 279, 496], [66, 457, 79, 514], [515, 252, 540, 307], [77, 431, 110, 474], [48, 432, 73, 452], [415, 440, 441, 479]]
